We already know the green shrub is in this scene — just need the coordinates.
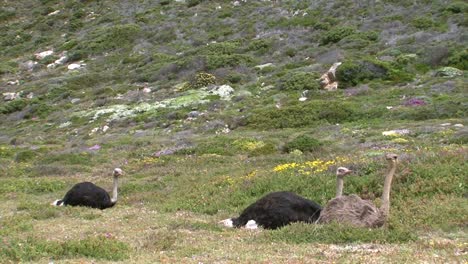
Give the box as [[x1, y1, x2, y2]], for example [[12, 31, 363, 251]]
[[445, 2, 468, 13], [0, 60, 18, 74], [283, 135, 322, 153], [411, 17, 435, 29], [320, 26, 356, 45], [247, 101, 378, 129], [0, 8, 15, 21], [279, 72, 320, 91], [0, 99, 27, 114], [246, 38, 272, 54], [205, 54, 255, 70], [447, 49, 467, 70], [75, 24, 141, 54]]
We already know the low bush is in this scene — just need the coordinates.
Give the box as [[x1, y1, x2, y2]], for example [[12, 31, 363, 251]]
[[279, 72, 320, 91], [283, 135, 322, 153], [320, 26, 356, 45]]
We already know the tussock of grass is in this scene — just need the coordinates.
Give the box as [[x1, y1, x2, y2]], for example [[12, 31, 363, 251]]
[[0, 236, 130, 262], [262, 222, 415, 244]]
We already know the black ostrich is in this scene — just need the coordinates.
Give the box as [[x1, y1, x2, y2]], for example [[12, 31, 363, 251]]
[[51, 168, 123, 209], [220, 167, 353, 230]]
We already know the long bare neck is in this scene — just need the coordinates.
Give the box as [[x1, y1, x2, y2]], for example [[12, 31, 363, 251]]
[[110, 176, 119, 203], [380, 162, 396, 216], [336, 176, 344, 198]]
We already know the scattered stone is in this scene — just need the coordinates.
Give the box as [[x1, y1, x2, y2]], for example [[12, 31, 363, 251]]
[[434, 67, 463, 77], [68, 63, 85, 70], [299, 90, 309, 101], [188, 111, 200, 118], [26, 92, 34, 99], [47, 54, 68, 68], [70, 98, 81, 104], [21, 60, 38, 71], [319, 62, 342, 91], [3, 92, 21, 101], [35, 50, 54, 60], [386, 106, 394, 110], [216, 124, 231, 134], [142, 87, 151, 93], [102, 125, 110, 133], [6, 80, 19, 85], [440, 123, 451, 126], [47, 10, 60, 16], [454, 124, 464, 127], [58, 121, 72, 128], [255, 63, 274, 69], [209, 84, 234, 99]]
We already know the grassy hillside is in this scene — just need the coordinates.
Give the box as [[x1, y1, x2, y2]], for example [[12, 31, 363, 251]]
[[0, 0, 467, 262]]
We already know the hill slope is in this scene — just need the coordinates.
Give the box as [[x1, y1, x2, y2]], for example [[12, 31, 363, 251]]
[[0, 0, 467, 262]]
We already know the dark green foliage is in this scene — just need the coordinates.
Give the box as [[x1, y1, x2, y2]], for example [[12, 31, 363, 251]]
[[445, 1, 468, 13], [187, 0, 204, 7], [247, 101, 382, 129], [279, 72, 320, 91], [411, 17, 436, 29], [0, 61, 18, 74], [39, 152, 94, 165], [447, 49, 468, 70], [246, 39, 272, 54], [0, 8, 15, 21], [0, 99, 27, 114], [283, 135, 322, 153], [75, 24, 141, 55], [320, 26, 356, 45], [205, 54, 255, 70]]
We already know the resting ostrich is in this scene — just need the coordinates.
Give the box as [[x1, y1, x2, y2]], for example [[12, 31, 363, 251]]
[[319, 153, 398, 228], [219, 167, 353, 230], [51, 168, 123, 209]]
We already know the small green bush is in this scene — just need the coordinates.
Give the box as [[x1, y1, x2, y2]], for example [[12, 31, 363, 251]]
[[447, 49, 467, 70], [279, 72, 320, 91], [204, 54, 255, 70], [411, 17, 435, 30], [320, 26, 356, 45], [284, 135, 322, 153], [0, 99, 27, 114]]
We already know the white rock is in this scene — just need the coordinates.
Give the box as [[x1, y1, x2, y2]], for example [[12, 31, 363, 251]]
[[453, 124, 464, 127], [386, 106, 393, 110], [299, 97, 307, 102], [26, 92, 34, 99], [102, 125, 110, 133], [142, 87, 151, 93], [47, 10, 60, 16], [3, 92, 20, 101], [71, 98, 81, 104], [68, 63, 85, 70], [255, 63, 274, 69], [58, 121, 71, 128], [440, 123, 452, 126], [7, 80, 19, 85], [35, 50, 54, 60], [382, 129, 410, 136], [210, 85, 234, 99]]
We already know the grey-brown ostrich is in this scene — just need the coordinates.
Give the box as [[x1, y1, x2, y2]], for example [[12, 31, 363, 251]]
[[51, 168, 123, 210], [319, 154, 398, 228], [219, 167, 353, 230]]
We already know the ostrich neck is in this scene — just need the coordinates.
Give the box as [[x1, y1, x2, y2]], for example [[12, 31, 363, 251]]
[[380, 162, 396, 216], [336, 176, 344, 198], [111, 176, 119, 203]]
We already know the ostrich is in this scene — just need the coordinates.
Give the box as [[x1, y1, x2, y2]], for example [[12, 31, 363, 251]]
[[51, 168, 123, 209], [318, 153, 398, 228], [219, 167, 353, 230]]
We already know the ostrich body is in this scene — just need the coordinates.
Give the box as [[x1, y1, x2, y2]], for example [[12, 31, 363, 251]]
[[319, 154, 398, 228], [52, 168, 123, 210], [220, 167, 352, 230]]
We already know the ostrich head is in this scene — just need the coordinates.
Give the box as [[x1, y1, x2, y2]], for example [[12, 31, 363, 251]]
[[336, 167, 353, 177], [113, 168, 123, 177], [385, 153, 398, 163]]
